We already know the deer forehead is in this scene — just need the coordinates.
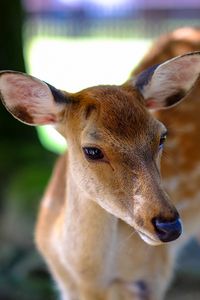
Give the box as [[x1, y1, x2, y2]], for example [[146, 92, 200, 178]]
[[69, 86, 164, 150]]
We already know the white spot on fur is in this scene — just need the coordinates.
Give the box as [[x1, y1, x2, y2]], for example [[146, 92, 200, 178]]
[[164, 163, 200, 194], [133, 195, 144, 204]]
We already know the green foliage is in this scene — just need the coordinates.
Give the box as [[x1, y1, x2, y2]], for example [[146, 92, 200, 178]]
[[0, 1, 57, 296], [0, 245, 56, 300]]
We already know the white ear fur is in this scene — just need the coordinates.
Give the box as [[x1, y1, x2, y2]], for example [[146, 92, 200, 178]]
[[0, 71, 67, 125], [135, 52, 200, 110]]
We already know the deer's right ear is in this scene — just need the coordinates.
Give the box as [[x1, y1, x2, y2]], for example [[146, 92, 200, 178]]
[[127, 52, 200, 110], [0, 71, 71, 125]]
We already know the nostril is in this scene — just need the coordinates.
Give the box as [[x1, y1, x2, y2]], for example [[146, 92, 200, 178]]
[[153, 218, 182, 242]]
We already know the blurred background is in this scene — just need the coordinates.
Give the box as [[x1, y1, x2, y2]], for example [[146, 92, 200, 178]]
[[1, 0, 200, 299]]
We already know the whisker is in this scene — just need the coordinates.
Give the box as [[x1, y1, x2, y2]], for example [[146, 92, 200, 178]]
[[117, 228, 138, 254]]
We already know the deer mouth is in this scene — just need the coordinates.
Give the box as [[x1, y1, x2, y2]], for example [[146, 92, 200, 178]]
[[137, 230, 163, 246], [137, 217, 182, 246]]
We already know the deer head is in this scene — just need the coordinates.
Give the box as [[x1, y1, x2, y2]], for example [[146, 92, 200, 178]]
[[1, 52, 200, 246]]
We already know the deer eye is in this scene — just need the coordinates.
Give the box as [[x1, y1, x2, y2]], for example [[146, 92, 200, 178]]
[[83, 147, 104, 161], [159, 132, 167, 150]]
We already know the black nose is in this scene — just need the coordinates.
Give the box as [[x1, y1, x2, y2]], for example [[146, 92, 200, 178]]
[[153, 218, 182, 242]]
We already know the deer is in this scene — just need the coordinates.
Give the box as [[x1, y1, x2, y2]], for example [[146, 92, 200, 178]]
[[1, 48, 200, 300], [130, 26, 200, 297], [132, 26, 200, 243]]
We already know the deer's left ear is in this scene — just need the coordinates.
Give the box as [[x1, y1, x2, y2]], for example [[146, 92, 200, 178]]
[[0, 71, 71, 125], [132, 52, 200, 110]]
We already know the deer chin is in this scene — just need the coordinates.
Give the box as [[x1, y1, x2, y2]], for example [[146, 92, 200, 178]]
[[119, 215, 163, 246], [137, 230, 163, 246]]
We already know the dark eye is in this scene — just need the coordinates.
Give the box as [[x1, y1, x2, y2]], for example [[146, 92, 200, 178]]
[[83, 147, 104, 161], [159, 132, 167, 150]]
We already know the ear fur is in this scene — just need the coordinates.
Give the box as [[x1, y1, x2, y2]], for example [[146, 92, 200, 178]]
[[0, 71, 70, 125], [133, 52, 200, 110]]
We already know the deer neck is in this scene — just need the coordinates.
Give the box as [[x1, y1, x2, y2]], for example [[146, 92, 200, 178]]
[[62, 163, 118, 261]]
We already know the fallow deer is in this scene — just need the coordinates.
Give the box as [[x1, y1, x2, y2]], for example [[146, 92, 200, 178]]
[[132, 26, 200, 243], [130, 26, 200, 298], [1, 49, 200, 299]]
